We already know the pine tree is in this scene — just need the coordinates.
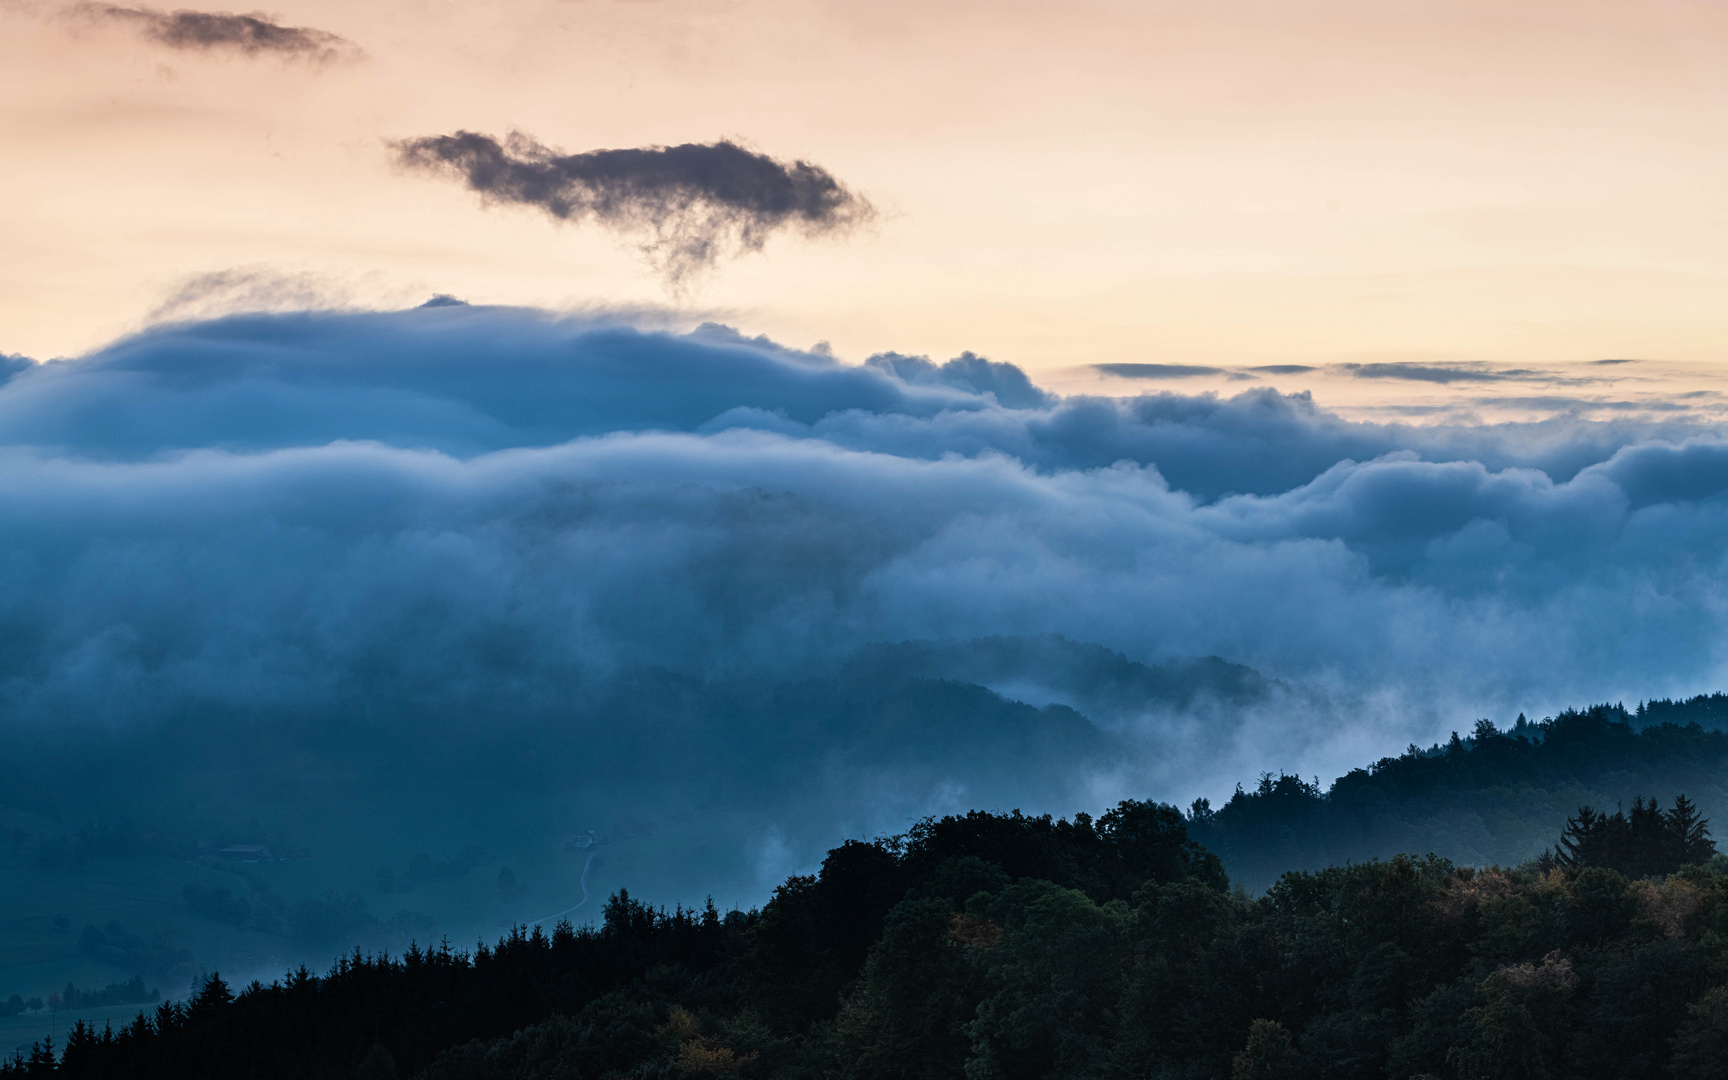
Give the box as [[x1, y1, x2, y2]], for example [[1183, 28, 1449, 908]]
[[1627, 796, 1669, 877], [1668, 794, 1716, 866], [1558, 806, 1604, 868], [191, 972, 232, 1016], [24, 1038, 53, 1079], [60, 1021, 96, 1073]]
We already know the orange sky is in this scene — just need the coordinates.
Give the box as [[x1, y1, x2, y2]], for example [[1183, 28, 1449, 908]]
[[5, 0, 1728, 417]]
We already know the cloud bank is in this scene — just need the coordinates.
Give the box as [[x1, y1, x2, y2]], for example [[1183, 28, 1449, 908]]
[[74, 4, 362, 62], [3, 304, 1728, 903], [2, 304, 1721, 702], [1092, 360, 1615, 388], [392, 134, 872, 286]]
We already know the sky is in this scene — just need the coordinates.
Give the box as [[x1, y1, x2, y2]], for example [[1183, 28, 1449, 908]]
[[5, 0, 1728, 913], [6, 0, 1728, 418]]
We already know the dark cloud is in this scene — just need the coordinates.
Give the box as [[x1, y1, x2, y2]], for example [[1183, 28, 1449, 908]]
[[1337, 361, 1610, 386], [74, 4, 362, 62], [1248, 365, 1318, 375], [1594, 358, 1641, 365], [1094, 363, 1226, 379], [3, 306, 1728, 914], [391, 132, 872, 286], [1341, 362, 1530, 384]]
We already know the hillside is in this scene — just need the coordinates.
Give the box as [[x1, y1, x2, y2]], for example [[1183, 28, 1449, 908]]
[[13, 798, 1728, 1079], [10, 684, 1728, 1062], [1196, 702, 1728, 891]]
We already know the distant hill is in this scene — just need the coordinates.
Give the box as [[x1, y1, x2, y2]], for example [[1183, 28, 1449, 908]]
[[0, 645, 1128, 1032], [8, 637, 1728, 1034], [22, 794, 1728, 1080], [1195, 703, 1728, 891], [843, 634, 1273, 722], [1637, 692, 1728, 731]]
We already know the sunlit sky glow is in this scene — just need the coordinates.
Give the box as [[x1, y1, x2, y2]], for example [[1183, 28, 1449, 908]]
[[7, 0, 1728, 420]]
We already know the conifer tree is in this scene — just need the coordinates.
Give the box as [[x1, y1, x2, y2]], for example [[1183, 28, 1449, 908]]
[[1669, 794, 1715, 866], [1558, 806, 1604, 868], [191, 972, 232, 1015]]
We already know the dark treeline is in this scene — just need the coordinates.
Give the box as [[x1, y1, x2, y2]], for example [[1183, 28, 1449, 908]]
[[1546, 795, 1715, 879], [1637, 693, 1728, 730], [48, 978, 159, 1012], [11, 798, 1728, 1079], [1191, 704, 1728, 890]]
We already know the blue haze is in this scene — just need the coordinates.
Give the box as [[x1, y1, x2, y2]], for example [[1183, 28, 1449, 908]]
[[0, 304, 1726, 909]]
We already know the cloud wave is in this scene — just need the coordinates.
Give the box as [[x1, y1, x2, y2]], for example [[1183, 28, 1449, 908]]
[[0, 305, 1724, 719], [4, 305, 1728, 899]]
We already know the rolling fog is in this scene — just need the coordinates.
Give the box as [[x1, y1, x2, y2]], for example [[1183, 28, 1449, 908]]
[[3, 304, 1728, 930]]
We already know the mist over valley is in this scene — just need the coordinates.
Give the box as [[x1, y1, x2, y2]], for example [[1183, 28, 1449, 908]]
[[6, 310, 1728, 1050]]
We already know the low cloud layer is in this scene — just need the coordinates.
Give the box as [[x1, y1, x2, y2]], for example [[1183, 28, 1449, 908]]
[[1093, 359, 1613, 389], [393, 133, 872, 286], [1093, 363, 1240, 381], [1340, 362, 1604, 386], [3, 305, 1727, 904], [73, 4, 362, 62]]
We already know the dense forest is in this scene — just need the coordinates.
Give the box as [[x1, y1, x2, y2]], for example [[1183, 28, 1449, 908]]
[[1636, 694, 1728, 730], [1192, 701, 1728, 890], [9, 787, 1728, 1080]]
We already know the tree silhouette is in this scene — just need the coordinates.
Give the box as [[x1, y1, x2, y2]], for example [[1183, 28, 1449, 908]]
[[11, 795, 1728, 1080]]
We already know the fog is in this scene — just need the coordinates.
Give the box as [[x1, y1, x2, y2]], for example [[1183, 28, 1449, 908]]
[[3, 303, 1726, 935]]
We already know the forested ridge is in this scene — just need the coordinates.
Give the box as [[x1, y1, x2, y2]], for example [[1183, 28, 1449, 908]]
[[13, 699, 1728, 1079], [1193, 700, 1728, 889], [10, 798, 1728, 1079]]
